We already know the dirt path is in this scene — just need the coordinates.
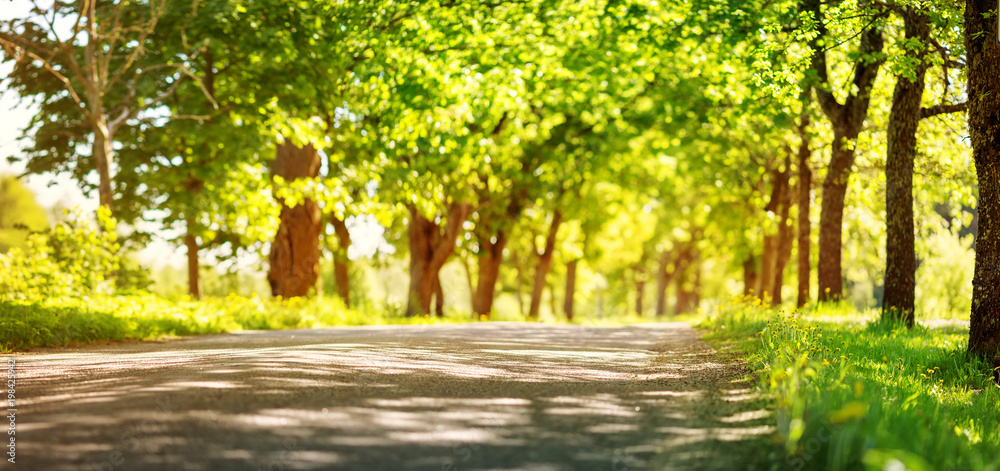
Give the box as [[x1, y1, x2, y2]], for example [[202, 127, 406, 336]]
[[9, 322, 777, 470]]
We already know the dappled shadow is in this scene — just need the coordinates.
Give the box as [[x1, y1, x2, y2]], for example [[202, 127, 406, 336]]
[[14, 322, 778, 470]]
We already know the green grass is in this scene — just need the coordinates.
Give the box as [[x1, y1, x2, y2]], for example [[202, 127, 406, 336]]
[[0, 293, 494, 352], [0, 292, 679, 352], [701, 297, 1000, 471]]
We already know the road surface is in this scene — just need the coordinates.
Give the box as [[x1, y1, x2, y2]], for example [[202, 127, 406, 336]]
[[9, 322, 777, 470]]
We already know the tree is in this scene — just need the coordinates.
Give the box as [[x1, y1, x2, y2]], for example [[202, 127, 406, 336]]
[[804, 0, 887, 301], [881, 2, 966, 327], [965, 0, 1000, 359], [0, 0, 211, 211], [268, 141, 323, 298]]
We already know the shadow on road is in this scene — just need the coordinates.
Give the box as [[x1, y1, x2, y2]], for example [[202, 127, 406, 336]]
[[15, 322, 779, 470]]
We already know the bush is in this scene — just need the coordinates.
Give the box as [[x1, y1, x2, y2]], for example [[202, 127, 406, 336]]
[[0, 207, 123, 300]]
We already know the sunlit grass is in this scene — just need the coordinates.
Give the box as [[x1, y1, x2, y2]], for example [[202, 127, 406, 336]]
[[0, 292, 686, 352], [702, 297, 999, 471]]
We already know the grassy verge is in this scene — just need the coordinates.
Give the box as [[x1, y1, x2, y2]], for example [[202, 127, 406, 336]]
[[0, 292, 676, 352], [701, 297, 999, 471], [0, 293, 488, 352]]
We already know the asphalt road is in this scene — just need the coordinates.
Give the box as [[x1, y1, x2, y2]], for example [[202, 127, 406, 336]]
[[8, 322, 777, 471]]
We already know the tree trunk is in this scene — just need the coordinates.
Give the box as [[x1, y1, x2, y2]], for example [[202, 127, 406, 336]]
[[743, 254, 759, 297], [806, 0, 884, 302], [636, 276, 645, 316], [548, 278, 558, 320], [655, 251, 674, 315], [966, 0, 1000, 359], [184, 220, 201, 300], [758, 234, 777, 302], [473, 231, 507, 317], [675, 246, 692, 315], [513, 249, 525, 317], [883, 9, 930, 328], [406, 203, 471, 316], [796, 106, 812, 308], [772, 154, 795, 305], [92, 121, 114, 210], [529, 211, 564, 319], [816, 131, 853, 302], [433, 274, 445, 317], [268, 141, 323, 298], [330, 214, 352, 308], [564, 259, 578, 320]]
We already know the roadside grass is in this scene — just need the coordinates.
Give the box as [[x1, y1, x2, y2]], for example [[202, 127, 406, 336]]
[[702, 297, 999, 471], [0, 293, 485, 352]]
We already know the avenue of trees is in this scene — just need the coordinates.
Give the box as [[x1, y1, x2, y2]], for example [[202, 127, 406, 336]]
[[1, 0, 998, 358]]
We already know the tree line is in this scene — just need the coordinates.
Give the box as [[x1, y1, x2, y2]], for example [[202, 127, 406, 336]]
[[0, 0, 998, 358]]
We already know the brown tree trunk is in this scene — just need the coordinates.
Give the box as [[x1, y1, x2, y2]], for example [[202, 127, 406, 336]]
[[759, 234, 777, 302], [184, 229, 201, 300], [796, 106, 813, 308], [529, 211, 564, 319], [772, 154, 795, 305], [330, 214, 351, 308], [268, 141, 323, 298], [433, 274, 445, 317], [513, 249, 525, 317], [806, 0, 884, 302], [406, 203, 471, 316], [691, 259, 702, 309], [759, 163, 790, 303], [655, 251, 674, 315], [743, 254, 759, 297], [817, 133, 853, 302], [675, 246, 693, 315], [473, 231, 507, 317], [92, 121, 114, 210], [635, 275, 645, 316], [548, 278, 558, 320], [883, 9, 930, 328], [966, 0, 1000, 359], [564, 259, 578, 320]]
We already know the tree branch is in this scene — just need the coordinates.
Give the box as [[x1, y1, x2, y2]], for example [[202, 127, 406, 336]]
[[921, 102, 966, 119]]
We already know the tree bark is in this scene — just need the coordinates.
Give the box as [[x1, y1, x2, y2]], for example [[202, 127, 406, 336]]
[[772, 154, 795, 305], [655, 251, 674, 315], [796, 106, 812, 308], [675, 245, 694, 315], [883, 8, 930, 328], [406, 203, 471, 316], [183, 178, 204, 300], [330, 214, 351, 308], [966, 0, 1000, 359], [513, 249, 525, 317], [743, 254, 759, 297], [635, 274, 646, 316], [564, 259, 578, 320], [268, 141, 323, 298], [758, 235, 776, 301], [433, 274, 445, 317], [529, 211, 564, 319], [805, 0, 885, 302], [92, 120, 114, 210], [473, 230, 507, 317], [184, 228, 200, 300]]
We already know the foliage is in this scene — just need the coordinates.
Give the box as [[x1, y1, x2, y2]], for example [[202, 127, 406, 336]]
[[703, 298, 1000, 471], [0, 174, 48, 253], [0, 207, 122, 299]]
